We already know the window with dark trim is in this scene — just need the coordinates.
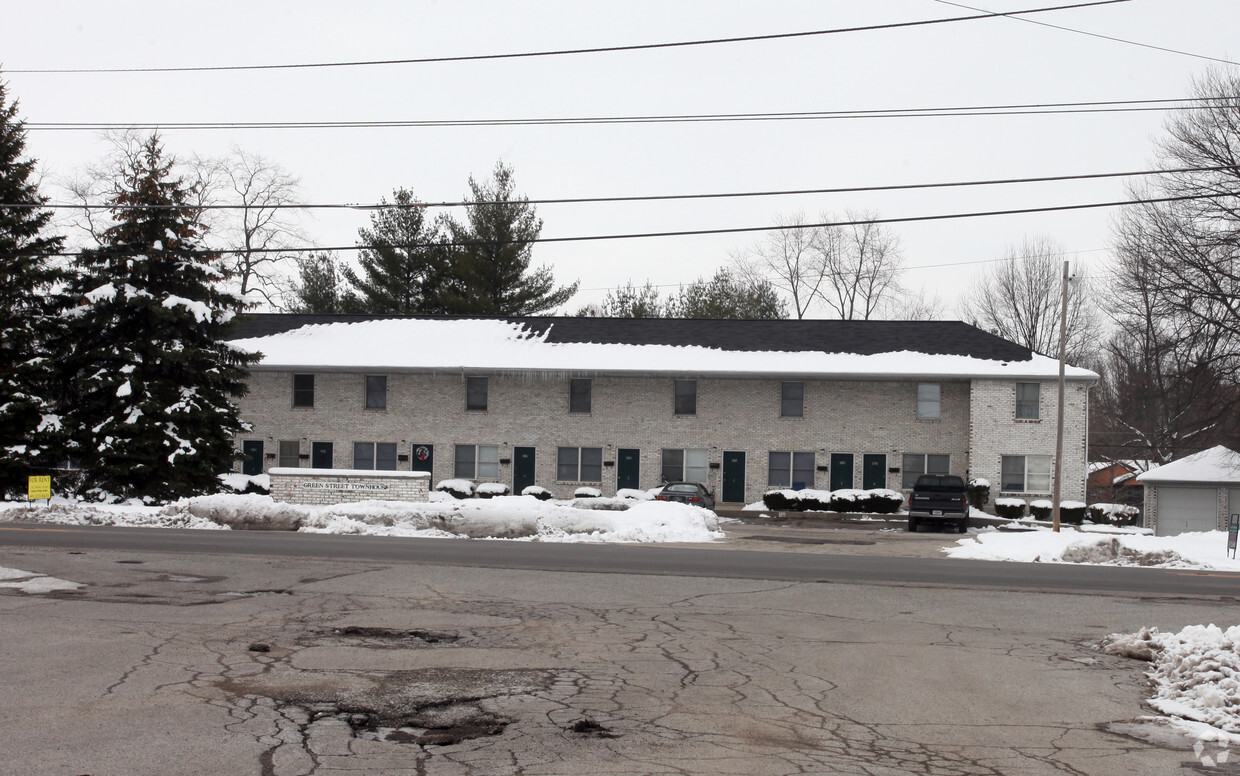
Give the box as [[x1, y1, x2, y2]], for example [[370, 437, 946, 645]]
[[354, 442, 397, 471], [917, 383, 941, 419], [768, 451, 815, 488], [292, 373, 314, 408], [278, 440, 300, 468], [1015, 382, 1040, 420], [557, 446, 602, 481], [365, 375, 387, 409], [674, 380, 697, 415], [454, 444, 499, 479], [570, 379, 592, 413], [780, 382, 804, 417], [901, 453, 950, 489], [466, 377, 488, 411]]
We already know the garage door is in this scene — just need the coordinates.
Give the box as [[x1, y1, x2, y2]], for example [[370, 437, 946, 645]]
[[1156, 487, 1218, 536]]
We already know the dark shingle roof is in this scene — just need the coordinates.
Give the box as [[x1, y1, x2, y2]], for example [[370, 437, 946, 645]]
[[229, 314, 1035, 362]]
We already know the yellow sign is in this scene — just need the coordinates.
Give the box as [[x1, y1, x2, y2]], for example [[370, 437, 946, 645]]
[[27, 475, 52, 501]]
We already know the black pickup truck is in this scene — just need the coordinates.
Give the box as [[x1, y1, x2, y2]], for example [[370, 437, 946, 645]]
[[907, 474, 970, 533]]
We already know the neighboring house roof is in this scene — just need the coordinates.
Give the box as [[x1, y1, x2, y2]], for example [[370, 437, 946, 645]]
[[226, 315, 1100, 380], [1135, 446, 1240, 485]]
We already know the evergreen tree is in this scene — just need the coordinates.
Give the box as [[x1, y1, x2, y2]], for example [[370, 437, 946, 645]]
[[60, 135, 258, 502], [668, 269, 787, 319], [0, 78, 68, 495], [446, 162, 577, 315], [342, 188, 455, 313], [289, 251, 344, 313]]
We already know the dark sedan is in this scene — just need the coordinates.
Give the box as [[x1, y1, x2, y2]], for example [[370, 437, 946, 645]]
[[655, 482, 716, 510]]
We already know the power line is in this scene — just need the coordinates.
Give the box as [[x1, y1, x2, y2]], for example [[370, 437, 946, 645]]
[[25, 189, 1235, 259], [8, 165, 1231, 212], [26, 95, 1228, 133], [932, 0, 1240, 67], [7, 0, 1129, 75]]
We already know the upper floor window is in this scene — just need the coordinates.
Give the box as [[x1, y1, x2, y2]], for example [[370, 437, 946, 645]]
[[781, 382, 804, 418], [570, 379, 592, 413], [1001, 454, 1051, 493], [365, 375, 387, 409], [917, 383, 941, 419], [278, 440, 300, 468], [455, 444, 499, 479], [674, 379, 697, 415], [466, 377, 488, 411], [354, 442, 398, 471], [662, 448, 708, 483], [557, 446, 603, 482], [769, 451, 815, 488], [901, 453, 950, 489], [292, 373, 314, 408], [1015, 382, 1040, 420]]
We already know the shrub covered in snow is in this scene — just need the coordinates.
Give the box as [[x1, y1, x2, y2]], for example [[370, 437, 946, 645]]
[[574, 486, 602, 499], [616, 488, 653, 501], [967, 478, 990, 511], [1061, 500, 1087, 524], [436, 479, 476, 499], [476, 482, 510, 499], [1088, 503, 1141, 526], [219, 472, 270, 496], [1029, 499, 1053, 520], [521, 485, 552, 501], [760, 487, 903, 514], [762, 490, 798, 510], [994, 498, 1026, 519]]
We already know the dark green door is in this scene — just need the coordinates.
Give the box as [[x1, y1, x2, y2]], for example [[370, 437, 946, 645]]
[[241, 440, 263, 476], [617, 449, 640, 490], [311, 442, 333, 469], [513, 446, 536, 494], [830, 453, 854, 490], [863, 454, 886, 489], [722, 450, 746, 503], [410, 443, 433, 473]]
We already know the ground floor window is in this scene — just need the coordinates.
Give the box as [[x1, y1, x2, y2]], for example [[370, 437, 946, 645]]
[[455, 444, 499, 479], [768, 451, 815, 488], [662, 448, 708, 483], [1001, 454, 1051, 493], [354, 442, 397, 471], [901, 453, 950, 489], [278, 440, 301, 468], [557, 446, 603, 482]]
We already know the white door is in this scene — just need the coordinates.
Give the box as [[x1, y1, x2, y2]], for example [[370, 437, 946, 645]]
[[1156, 486, 1218, 536]]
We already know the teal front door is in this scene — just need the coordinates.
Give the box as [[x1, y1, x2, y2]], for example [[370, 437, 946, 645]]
[[863, 454, 886, 489], [513, 447, 536, 494], [830, 453, 854, 490], [241, 440, 263, 476], [722, 450, 746, 503], [617, 449, 640, 490]]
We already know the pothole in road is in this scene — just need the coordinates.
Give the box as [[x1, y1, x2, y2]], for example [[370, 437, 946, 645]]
[[346, 701, 509, 746], [329, 625, 459, 645]]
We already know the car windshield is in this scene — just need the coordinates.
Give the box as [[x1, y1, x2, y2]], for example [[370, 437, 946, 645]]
[[665, 484, 698, 493], [914, 475, 966, 492]]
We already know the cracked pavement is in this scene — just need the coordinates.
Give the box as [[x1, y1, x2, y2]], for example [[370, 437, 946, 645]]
[[0, 541, 1232, 775]]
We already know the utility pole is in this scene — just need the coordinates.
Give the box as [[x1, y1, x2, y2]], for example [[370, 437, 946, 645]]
[[1052, 259, 1069, 533]]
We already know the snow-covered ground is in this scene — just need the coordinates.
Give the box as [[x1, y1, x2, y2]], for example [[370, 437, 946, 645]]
[[945, 524, 1240, 571], [0, 491, 725, 544]]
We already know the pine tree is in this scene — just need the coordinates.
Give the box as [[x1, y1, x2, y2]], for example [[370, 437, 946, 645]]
[[60, 135, 258, 502], [0, 78, 68, 496], [446, 162, 577, 315], [342, 188, 455, 314], [290, 251, 345, 313]]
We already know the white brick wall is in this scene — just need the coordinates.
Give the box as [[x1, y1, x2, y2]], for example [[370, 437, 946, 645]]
[[269, 467, 430, 505], [235, 370, 1090, 507]]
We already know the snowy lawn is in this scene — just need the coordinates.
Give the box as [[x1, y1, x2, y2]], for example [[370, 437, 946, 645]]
[[0, 492, 725, 543], [945, 525, 1240, 571]]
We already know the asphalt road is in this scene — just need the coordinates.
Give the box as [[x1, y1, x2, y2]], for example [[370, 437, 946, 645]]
[[2, 521, 1237, 599]]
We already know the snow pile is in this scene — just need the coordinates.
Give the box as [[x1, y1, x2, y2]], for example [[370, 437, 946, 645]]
[[0, 565, 84, 594], [1, 493, 723, 543], [946, 527, 1240, 570], [1101, 624, 1240, 738]]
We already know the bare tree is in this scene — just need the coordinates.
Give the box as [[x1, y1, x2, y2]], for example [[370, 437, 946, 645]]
[[891, 286, 947, 321], [959, 236, 1099, 363], [730, 212, 827, 319], [817, 213, 904, 320], [194, 147, 307, 310]]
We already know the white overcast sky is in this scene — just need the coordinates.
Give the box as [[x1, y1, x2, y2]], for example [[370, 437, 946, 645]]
[[3, 0, 1237, 315]]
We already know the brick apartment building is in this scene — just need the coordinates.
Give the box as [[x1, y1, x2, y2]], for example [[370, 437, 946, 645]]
[[226, 315, 1097, 508]]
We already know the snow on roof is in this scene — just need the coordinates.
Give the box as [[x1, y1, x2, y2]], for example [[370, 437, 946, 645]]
[[228, 318, 1099, 380], [1136, 446, 1240, 485]]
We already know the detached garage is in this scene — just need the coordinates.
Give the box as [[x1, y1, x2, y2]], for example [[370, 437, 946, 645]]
[[1136, 446, 1240, 537]]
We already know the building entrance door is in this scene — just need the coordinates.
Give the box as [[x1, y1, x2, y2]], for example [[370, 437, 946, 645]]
[[241, 440, 263, 476], [311, 442, 333, 469], [513, 447, 536, 494], [617, 449, 640, 490], [862, 454, 886, 489], [722, 451, 746, 503], [830, 453, 854, 490]]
